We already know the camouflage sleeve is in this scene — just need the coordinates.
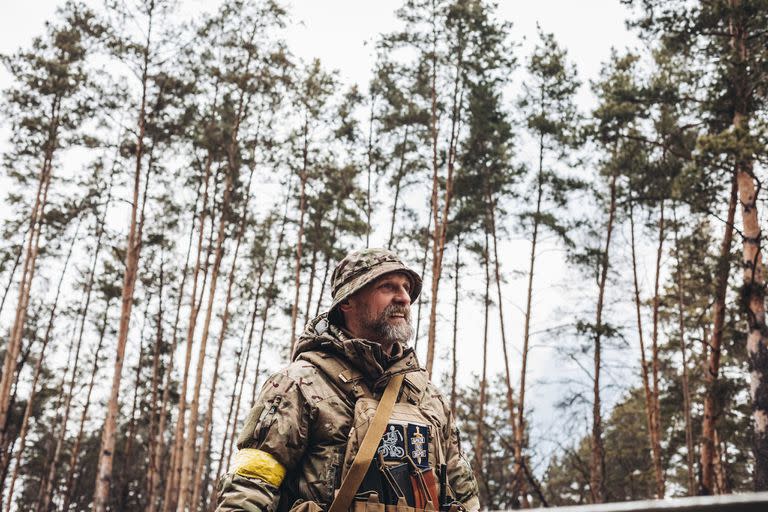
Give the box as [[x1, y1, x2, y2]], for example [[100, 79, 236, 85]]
[[444, 412, 480, 511], [216, 371, 312, 512]]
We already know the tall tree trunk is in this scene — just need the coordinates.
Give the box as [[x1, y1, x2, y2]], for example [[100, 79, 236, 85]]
[[164, 154, 215, 512], [672, 206, 696, 495], [649, 199, 666, 498], [191, 134, 257, 512], [1, 216, 80, 512], [151, 205, 195, 512], [473, 233, 491, 482], [177, 170, 234, 511], [0, 92, 60, 442], [93, 6, 155, 507], [590, 172, 617, 504], [450, 238, 460, 415], [736, 147, 768, 491], [117, 302, 151, 511], [387, 126, 409, 251], [146, 262, 165, 512], [251, 193, 292, 407], [486, 195, 520, 503], [0, 231, 26, 320], [426, 24, 464, 376], [414, 212, 432, 352], [289, 118, 310, 354], [38, 178, 113, 511], [302, 247, 318, 327], [727, 9, 768, 486], [365, 91, 376, 248], [514, 132, 549, 506], [713, 428, 730, 494], [60, 301, 111, 512], [701, 173, 738, 495], [629, 196, 664, 498], [313, 207, 340, 318]]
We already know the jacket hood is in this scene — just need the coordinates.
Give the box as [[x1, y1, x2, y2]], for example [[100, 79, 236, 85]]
[[292, 313, 419, 388]]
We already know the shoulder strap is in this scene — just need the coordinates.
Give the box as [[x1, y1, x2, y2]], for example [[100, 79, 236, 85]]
[[328, 373, 404, 512], [298, 351, 373, 400]]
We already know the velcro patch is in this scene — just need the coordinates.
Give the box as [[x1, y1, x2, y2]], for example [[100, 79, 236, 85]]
[[377, 422, 430, 468], [231, 448, 286, 487]]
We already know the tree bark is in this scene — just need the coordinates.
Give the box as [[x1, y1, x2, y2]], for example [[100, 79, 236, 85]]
[[93, 5, 155, 508], [387, 126, 409, 251], [629, 196, 664, 499], [736, 151, 768, 491], [426, 20, 464, 376], [289, 117, 310, 354], [513, 130, 549, 506], [1, 216, 80, 512], [700, 173, 738, 495], [0, 92, 59, 443], [726, 4, 768, 487], [191, 132, 257, 512], [450, 238, 460, 415], [146, 261, 165, 512], [313, 206, 340, 318], [60, 301, 111, 512], [251, 192, 292, 407], [672, 205, 696, 496], [164, 153, 215, 512], [485, 194, 520, 503], [649, 199, 666, 498], [302, 247, 318, 327], [0, 231, 26, 320], [414, 211, 432, 352], [473, 233, 491, 482], [590, 171, 617, 504], [117, 302, 151, 511], [177, 168, 234, 511]]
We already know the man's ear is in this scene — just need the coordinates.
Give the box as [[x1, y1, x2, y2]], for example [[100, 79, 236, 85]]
[[338, 298, 352, 313]]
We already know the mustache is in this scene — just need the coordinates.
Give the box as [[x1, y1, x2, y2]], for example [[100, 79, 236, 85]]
[[383, 304, 411, 320]]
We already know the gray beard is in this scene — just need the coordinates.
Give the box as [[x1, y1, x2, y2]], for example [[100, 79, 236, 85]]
[[364, 304, 413, 346]]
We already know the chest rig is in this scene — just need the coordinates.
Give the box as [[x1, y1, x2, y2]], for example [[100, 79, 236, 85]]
[[297, 351, 453, 511]]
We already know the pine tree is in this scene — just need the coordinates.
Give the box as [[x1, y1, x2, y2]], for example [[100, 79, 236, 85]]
[[0, 3, 102, 455], [515, 28, 582, 505]]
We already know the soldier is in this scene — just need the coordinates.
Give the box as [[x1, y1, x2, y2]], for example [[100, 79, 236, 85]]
[[216, 248, 479, 512]]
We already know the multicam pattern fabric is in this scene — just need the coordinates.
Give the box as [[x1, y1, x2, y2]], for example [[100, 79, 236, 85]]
[[328, 248, 422, 318], [215, 314, 479, 512]]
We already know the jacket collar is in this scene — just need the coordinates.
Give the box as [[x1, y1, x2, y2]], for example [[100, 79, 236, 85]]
[[293, 313, 420, 390]]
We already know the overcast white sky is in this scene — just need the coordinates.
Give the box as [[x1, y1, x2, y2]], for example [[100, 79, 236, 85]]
[[1, 0, 640, 97], [1, 0, 644, 470]]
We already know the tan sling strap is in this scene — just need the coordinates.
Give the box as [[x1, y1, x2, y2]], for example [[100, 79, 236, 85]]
[[328, 373, 405, 512]]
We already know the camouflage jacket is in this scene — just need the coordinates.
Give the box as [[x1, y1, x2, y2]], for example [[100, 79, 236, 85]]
[[216, 314, 479, 512]]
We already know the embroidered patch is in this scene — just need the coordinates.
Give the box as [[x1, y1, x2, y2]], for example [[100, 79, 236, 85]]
[[407, 423, 429, 468], [377, 422, 430, 467], [378, 424, 406, 459]]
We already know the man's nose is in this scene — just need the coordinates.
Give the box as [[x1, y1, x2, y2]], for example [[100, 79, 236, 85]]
[[393, 286, 411, 305]]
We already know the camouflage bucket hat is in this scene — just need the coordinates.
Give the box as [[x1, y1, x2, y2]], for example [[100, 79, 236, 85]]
[[328, 248, 422, 323]]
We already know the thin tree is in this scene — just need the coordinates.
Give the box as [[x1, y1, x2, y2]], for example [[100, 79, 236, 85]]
[[93, 1, 173, 507], [2, 214, 82, 512], [0, 5, 99, 447]]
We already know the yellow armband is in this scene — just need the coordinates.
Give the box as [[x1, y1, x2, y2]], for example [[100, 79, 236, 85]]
[[231, 448, 286, 487]]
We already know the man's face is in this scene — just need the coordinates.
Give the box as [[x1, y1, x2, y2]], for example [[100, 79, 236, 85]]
[[341, 272, 414, 347]]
